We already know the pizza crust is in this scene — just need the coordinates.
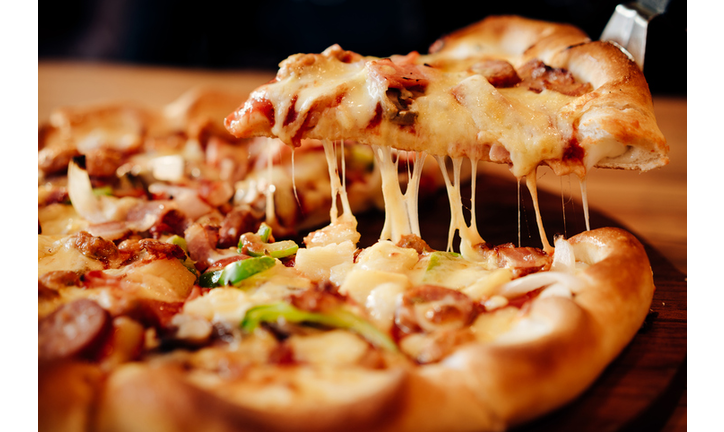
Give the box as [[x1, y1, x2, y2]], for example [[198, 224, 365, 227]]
[[90, 227, 654, 432]]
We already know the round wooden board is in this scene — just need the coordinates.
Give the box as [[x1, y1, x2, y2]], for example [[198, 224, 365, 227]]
[[354, 171, 687, 431]]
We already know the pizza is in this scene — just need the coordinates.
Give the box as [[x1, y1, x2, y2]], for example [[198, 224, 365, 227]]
[[39, 15, 666, 432]]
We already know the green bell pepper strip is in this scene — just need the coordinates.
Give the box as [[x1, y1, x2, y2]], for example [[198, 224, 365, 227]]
[[246, 240, 299, 259], [198, 256, 276, 288], [167, 235, 189, 253], [256, 223, 272, 243], [198, 270, 222, 288], [166, 235, 197, 276], [241, 302, 398, 352]]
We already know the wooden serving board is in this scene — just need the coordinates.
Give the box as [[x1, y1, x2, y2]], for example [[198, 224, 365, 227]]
[[353, 171, 687, 431]]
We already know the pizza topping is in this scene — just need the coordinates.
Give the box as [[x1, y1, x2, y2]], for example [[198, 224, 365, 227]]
[[184, 223, 238, 270], [469, 59, 521, 88], [395, 285, 476, 334], [217, 206, 263, 249], [241, 301, 398, 352], [517, 59, 592, 97], [483, 243, 552, 277], [239, 228, 299, 259], [199, 256, 276, 288], [71, 231, 120, 265], [39, 298, 112, 362], [67, 160, 118, 223]]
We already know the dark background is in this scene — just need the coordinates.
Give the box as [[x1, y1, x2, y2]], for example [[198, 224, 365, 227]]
[[38, 0, 686, 95]]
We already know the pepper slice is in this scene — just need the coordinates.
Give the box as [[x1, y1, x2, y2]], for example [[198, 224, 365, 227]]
[[246, 240, 299, 259], [167, 235, 197, 276], [199, 256, 276, 288], [241, 302, 398, 352], [256, 223, 272, 243]]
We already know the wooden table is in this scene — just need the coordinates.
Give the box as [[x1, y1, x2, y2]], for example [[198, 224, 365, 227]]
[[38, 61, 687, 430]]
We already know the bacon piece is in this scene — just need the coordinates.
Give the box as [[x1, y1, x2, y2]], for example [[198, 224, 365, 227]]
[[72, 231, 120, 265], [217, 206, 263, 249], [470, 59, 521, 88], [125, 201, 173, 232], [197, 180, 234, 207], [148, 209, 189, 239], [517, 59, 592, 96], [116, 238, 186, 263], [483, 244, 552, 277], [38, 299, 112, 362], [395, 285, 476, 334], [184, 223, 238, 270]]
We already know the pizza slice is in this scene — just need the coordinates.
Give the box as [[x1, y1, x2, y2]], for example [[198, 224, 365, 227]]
[[224, 15, 667, 254], [225, 15, 667, 178]]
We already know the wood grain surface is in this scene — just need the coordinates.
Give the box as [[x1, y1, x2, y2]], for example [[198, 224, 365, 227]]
[[37, 61, 687, 431]]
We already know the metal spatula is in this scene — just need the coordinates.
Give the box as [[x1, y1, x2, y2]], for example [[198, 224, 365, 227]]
[[600, 0, 670, 70]]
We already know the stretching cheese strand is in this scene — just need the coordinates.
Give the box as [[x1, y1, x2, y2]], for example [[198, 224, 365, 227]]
[[434, 155, 485, 260], [525, 168, 553, 254]]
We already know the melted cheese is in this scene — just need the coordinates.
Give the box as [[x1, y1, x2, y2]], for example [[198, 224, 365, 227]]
[[38, 204, 89, 235], [372, 145, 423, 243], [322, 140, 354, 222], [580, 176, 591, 231], [525, 168, 553, 254], [253, 49, 585, 179], [434, 156, 484, 259], [38, 235, 105, 276]]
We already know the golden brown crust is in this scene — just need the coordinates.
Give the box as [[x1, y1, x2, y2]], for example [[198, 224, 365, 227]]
[[95, 363, 408, 432], [430, 15, 591, 64], [88, 228, 654, 432]]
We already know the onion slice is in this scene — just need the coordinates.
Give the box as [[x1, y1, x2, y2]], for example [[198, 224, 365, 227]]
[[497, 271, 585, 299], [67, 161, 106, 223]]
